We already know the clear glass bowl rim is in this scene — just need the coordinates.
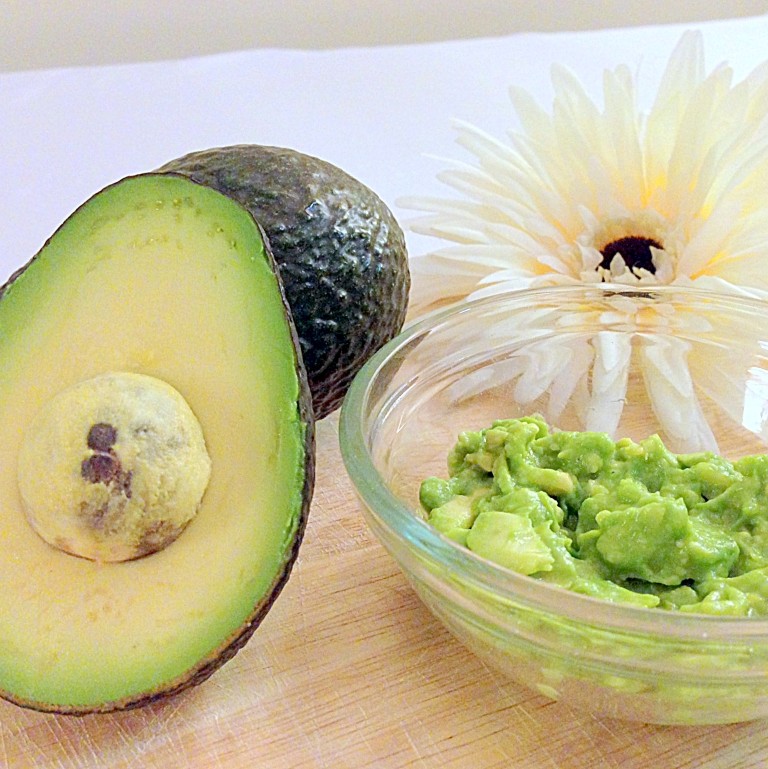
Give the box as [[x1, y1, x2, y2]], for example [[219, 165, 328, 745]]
[[340, 283, 768, 641]]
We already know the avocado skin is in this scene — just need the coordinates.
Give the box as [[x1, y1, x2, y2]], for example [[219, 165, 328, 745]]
[[158, 146, 410, 419], [0, 173, 316, 715]]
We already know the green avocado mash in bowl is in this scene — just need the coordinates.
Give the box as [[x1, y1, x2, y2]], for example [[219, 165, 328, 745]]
[[340, 284, 768, 725], [421, 414, 768, 616]]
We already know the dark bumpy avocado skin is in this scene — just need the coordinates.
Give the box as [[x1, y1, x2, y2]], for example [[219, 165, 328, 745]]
[[158, 146, 410, 419]]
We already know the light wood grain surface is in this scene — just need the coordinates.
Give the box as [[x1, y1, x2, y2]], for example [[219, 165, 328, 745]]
[[2, 414, 768, 768]]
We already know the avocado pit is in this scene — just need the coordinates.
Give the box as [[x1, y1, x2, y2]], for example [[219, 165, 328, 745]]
[[17, 372, 211, 563]]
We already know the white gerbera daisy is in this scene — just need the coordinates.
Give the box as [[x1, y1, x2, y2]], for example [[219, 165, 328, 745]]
[[403, 32, 768, 450]]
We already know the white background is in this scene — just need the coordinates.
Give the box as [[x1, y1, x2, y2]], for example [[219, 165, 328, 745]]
[[2, 0, 768, 72], [3, 5, 768, 281]]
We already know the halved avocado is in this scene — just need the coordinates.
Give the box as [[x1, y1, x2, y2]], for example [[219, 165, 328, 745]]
[[0, 173, 314, 713]]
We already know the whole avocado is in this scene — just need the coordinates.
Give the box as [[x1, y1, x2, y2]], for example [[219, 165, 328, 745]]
[[158, 145, 410, 419]]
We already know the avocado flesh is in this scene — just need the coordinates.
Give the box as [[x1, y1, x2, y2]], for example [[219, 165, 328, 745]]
[[159, 145, 411, 419], [0, 174, 312, 712]]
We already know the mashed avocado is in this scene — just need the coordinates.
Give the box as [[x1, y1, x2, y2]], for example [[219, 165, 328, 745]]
[[420, 415, 768, 616]]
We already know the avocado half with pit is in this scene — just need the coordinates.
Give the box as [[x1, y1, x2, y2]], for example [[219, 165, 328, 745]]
[[0, 173, 314, 713], [158, 145, 410, 419]]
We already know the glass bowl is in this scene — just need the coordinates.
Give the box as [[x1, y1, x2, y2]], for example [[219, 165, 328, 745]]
[[340, 284, 768, 725]]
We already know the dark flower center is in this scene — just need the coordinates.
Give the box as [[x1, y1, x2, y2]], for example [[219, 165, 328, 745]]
[[599, 236, 662, 276]]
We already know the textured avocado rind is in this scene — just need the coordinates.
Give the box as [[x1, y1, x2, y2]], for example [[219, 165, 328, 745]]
[[157, 145, 411, 419], [0, 173, 315, 715]]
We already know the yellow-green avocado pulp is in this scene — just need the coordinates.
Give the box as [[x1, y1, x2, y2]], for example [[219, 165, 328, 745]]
[[0, 174, 311, 712], [420, 415, 768, 616]]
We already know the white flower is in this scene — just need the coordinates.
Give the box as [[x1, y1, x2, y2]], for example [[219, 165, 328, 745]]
[[403, 32, 768, 450]]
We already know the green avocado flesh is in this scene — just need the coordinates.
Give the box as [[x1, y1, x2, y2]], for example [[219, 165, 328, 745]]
[[0, 174, 312, 712], [420, 415, 768, 616]]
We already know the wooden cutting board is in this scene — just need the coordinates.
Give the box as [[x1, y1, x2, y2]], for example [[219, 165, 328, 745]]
[[2, 414, 768, 768]]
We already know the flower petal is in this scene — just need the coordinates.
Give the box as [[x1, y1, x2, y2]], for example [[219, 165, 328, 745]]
[[582, 331, 632, 435], [638, 335, 718, 452]]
